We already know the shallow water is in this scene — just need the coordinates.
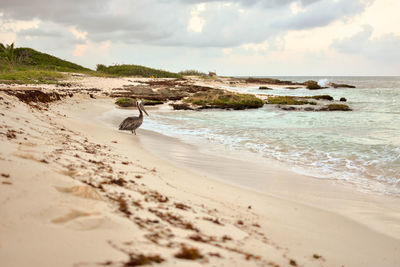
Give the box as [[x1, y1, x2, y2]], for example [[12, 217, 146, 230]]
[[105, 77, 400, 196]]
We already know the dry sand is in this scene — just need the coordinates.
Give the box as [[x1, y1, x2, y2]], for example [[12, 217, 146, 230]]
[[1, 76, 400, 267]]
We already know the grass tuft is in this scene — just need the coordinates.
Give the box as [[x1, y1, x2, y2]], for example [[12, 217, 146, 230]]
[[0, 70, 65, 84], [179, 69, 207, 76]]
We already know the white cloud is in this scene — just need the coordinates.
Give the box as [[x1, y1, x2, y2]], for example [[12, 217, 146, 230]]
[[188, 3, 206, 33], [290, 1, 306, 15], [0, 13, 39, 43], [70, 28, 88, 40]]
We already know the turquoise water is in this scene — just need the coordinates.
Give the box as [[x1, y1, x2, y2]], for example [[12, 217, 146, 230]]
[[141, 77, 400, 196]]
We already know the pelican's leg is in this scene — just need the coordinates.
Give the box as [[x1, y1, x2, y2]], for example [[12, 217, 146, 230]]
[[134, 130, 136, 135]]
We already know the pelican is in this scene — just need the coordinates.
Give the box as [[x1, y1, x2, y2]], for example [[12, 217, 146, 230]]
[[119, 100, 149, 135]]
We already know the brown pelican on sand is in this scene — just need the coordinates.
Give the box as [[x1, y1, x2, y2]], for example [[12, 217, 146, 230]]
[[119, 100, 149, 135]]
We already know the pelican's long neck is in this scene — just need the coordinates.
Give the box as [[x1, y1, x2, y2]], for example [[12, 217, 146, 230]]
[[137, 104, 143, 117]]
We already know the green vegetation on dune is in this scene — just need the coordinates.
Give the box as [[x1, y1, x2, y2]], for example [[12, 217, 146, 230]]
[[0, 44, 90, 72], [0, 43, 15, 70], [0, 70, 65, 84], [97, 64, 182, 78], [184, 90, 264, 110], [0, 44, 185, 84], [0, 43, 89, 84], [14, 47, 91, 72], [178, 69, 207, 77]]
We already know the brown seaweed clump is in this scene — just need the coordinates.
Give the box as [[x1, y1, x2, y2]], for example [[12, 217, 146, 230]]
[[123, 254, 165, 266], [3, 89, 61, 104], [174, 245, 204, 260]]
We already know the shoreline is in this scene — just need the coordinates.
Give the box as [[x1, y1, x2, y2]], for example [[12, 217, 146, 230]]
[[1, 78, 400, 266], [134, 117, 400, 240]]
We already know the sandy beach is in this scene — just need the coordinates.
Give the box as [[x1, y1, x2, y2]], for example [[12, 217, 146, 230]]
[[1, 76, 400, 267]]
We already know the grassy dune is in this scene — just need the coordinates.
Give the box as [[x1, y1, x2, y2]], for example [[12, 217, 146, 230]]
[[96, 64, 182, 78], [0, 44, 183, 83]]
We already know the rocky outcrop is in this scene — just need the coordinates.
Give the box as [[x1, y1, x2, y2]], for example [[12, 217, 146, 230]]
[[266, 96, 316, 105], [304, 80, 323, 90], [170, 103, 194, 110], [259, 86, 273, 90], [184, 89, 264, 110], [266, 95, 351, 111], [329, 83, 356, 88], [312, 95, 334, 101], [319, 104, 351, 111], [243, 78, 303, 86]]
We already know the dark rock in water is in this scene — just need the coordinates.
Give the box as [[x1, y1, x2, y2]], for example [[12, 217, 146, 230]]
[[285, 86, 302, 90], [259, 86, 273, 90], [304, 107, 315, 111], [170, 103, 194, 110], [319, 104, 351, 111], [340, 97, 347, 102], [267, 96, 312, 105], [304, 80, 322, 90], [244, 77, 302, 86], [280, 106, 298, 111], [312, 95, 334, 101], [329, 83, 356, 88]]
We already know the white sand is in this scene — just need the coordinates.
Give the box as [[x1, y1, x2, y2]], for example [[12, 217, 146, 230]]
[[1, 77, 400, 267]]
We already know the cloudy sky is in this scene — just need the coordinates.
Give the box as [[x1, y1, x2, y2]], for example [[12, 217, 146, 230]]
[[1, 0, 399, 75]]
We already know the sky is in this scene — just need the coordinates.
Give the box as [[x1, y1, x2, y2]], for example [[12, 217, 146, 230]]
[[1, 0, 399, 76]]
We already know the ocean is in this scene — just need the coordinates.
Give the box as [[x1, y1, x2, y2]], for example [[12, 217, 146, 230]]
[[103, 76, 400, 197], [138, 76, 400, 196]]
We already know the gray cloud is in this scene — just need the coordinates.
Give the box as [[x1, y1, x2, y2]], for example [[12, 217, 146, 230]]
[[277, 0, 366, 30], [1, 0, 369, 48], [332, 25, 400, 62]]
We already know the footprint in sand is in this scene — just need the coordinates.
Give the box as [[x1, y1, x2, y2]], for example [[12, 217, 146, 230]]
[[51, 209, 95, 224], [55, 185, 103, 200], [51, 209, 110, 231]]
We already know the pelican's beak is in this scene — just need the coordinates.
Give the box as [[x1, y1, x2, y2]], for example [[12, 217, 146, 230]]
[[140, 103, 149, 116]]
